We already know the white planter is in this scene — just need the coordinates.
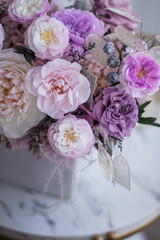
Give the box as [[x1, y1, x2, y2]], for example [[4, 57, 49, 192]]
[[0, 145, 74, 197]]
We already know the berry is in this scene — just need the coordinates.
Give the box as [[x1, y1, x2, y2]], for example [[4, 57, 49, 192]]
[[107, 72, 119, 84], [107, 55, 121, 68], [103, 42, 116, 55]]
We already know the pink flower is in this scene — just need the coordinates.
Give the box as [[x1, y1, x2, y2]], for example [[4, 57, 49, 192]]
[[80, 54, 114, 95], [0, 49, 45, 139], [25, 59, 91, 118], [25, 15, 69, 60], [47, 115, 95, 159], [8, 0, 51, 25], [0, 24, 5, 52], [119, 52, 160, 98]]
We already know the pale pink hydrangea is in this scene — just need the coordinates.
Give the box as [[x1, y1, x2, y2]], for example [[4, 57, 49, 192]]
[[25, 59, 91, 119], [0, 49, 45, 139], [47, 115, 95, 159], [25, 15, 69, 60], [80, 54, 117, 95], [8, 0, 51, 25], [119, 52, 160, 98], [0, 23, 5, 52]]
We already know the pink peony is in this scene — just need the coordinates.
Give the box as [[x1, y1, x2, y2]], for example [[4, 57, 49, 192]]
[[119, 52, 160, 98], [25, 59, 91, 119], [8, 0, 51, 25], [47, 115, 95, 159], [25, 15, 69, 60]]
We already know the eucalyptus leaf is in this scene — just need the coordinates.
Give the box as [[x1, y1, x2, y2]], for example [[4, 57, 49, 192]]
[[81, 68, 97, 103], [106, 7, 141, 23], [98, 142, 115, 183], [113, 149, 130, 190], [86, 34, 110, 65], [149, 46, 160, 65], [115, 26, 146, 51]]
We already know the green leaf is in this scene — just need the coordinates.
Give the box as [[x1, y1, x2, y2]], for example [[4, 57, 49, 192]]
[[138, 117, 160, 127], [137, 100, 152, 119], [139, 117, 157, 124], [140, 100, 152, 111], [14, 46, 36, 64]]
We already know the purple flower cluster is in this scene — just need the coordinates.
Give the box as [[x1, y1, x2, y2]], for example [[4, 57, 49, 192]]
[[52, 8, 104, 52], [91, 87, 138, 139]]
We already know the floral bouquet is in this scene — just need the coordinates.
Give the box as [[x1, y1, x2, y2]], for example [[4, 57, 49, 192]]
[[0, 0, 160, 191]]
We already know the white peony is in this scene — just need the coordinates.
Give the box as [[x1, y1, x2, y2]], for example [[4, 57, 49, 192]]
[[0, 49, 45, 138]]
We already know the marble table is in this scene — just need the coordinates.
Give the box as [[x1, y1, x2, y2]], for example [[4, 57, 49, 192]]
[[0, 97, 160, 240]]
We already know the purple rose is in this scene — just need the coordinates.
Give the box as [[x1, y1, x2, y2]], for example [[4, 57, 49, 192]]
[[52, 8, 104, 52], [91, 86, 138, 139], [119, 52, 160, 98]]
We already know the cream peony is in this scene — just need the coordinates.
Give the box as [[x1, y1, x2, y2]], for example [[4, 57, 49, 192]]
[[0, 49, 45, 138]]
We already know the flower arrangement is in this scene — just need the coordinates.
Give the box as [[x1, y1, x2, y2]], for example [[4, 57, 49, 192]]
[[0, 0, 160, 190]]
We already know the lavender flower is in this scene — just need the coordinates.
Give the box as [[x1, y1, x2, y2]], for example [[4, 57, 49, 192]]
[[52, 8, 104, 52], [91, 86, 138, 139]]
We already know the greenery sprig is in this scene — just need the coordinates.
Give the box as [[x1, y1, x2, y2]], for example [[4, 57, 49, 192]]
[[70, 42, 95, 62], [137, 100, 160, 127]]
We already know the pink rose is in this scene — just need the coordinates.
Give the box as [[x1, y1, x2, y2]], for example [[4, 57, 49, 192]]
[[25, 15, 69, 60], [8, 0, 51, 25], [119, 52, 160, 98], [47, 115, 95, 159], [25, 59, 91, 118]]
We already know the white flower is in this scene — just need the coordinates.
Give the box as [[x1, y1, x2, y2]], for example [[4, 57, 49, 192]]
[[25, 15, 69, 60], [8, 0, 51, 24], [0, 49, 45, 138]]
